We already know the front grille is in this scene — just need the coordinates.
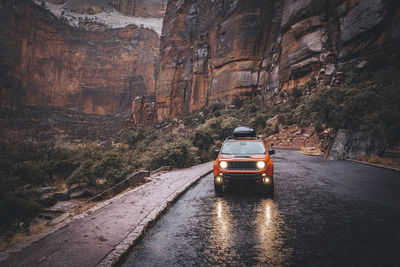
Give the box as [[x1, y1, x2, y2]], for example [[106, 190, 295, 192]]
[[227, 161, 257, 171]]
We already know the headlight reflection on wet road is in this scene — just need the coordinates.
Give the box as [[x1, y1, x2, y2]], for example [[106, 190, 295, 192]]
[[210, 194, 289, 266], [254, 199, 287, 265], [212, 198, 234, 257]]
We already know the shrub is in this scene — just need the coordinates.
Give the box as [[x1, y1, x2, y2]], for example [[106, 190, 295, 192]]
[[92, 152, 129, 185], [192, 117, 239, 162], [213, 110, 221, 117], [149, 141, 200, 169], [324, 75, 332, 85], [296, 67, 400, 147], [249, 115, 266, 130], [291, 87, 303, 100], [193, 119, 220, 151], [209, 103, 225, 113], [249, 104, 259, 113], [314, 122, 323, 133], [118, 128, 145, 148], [13, 161, 46, 185], [232, 96, 243, 108], [0, 188, 42, 232]]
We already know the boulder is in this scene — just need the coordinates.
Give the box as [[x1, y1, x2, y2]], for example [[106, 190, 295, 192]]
[[38, 187, 57, 195], [70, 189, 89, 199], [328, 129, 384, 160], [39, 195, 57, 207], [52, 192, 70, 201]]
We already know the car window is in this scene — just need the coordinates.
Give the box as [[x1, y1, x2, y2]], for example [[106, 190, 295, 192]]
[[221, 141, 266, 155]]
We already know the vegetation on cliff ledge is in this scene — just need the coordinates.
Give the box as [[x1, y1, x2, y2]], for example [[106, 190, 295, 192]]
[[0, 64, 399, 246]]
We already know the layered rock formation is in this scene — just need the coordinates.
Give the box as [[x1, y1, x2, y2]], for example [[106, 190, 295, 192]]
[[1, 0, 399, 119], [0, 0, 160, 114], [47, 0, 167, 17], [113, 0, 167, 18], [156, 0, 400, 120]]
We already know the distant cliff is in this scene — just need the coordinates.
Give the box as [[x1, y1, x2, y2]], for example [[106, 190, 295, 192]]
[[155, 0, 400, 120], [1, 0, 399, 119], [0, 0, 161, 114]]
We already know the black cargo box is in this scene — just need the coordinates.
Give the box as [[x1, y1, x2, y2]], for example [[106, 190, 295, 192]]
[[232, 126, 256, 138]]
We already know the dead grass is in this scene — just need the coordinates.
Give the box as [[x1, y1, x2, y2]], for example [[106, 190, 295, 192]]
[[0, 220, 48, 251], [356, 155, 400, 169], [299, 146, 323, 156]]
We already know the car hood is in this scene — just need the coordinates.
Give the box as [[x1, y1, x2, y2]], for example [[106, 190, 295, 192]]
[[218, 154, 265, 160]]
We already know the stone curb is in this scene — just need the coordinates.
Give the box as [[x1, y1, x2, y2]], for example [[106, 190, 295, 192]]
[[97, 169, 213, 267], [347, 159, 400, 172], [151, 166, 172, 175]]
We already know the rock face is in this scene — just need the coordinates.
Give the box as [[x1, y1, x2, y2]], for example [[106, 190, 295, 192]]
[[47, 0, 167, 17], [156, 0, 282, 119], [328, 129, 384, 160], [113, 0, 167, 18], [156, 0, 400, 120], [1, 0, 399, 119], [0, 0, 160, 114]]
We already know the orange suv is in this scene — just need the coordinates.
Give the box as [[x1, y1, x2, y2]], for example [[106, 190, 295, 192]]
[[213, 126, 275, 195]]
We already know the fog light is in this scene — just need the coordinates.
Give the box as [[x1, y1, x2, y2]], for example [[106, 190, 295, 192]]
[[261, 173, 266, 177], [215, 176, 223, 184], [263, 177, 271, 184]]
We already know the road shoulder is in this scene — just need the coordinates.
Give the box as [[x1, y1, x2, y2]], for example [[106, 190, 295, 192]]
[[0, 162, 213, 267]]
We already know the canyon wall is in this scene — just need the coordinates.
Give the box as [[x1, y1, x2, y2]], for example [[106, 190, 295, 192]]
[[48, 0, 167, 17], [1, 0, 399, 119], [0, 0, 160, 114], [113, 0, 167, 18], [156, 0, 400, 120]]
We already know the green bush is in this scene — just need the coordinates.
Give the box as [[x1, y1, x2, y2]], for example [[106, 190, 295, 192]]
[[92, 152, 129, 185], [192, 117, 239, 162], [249, 115, 266, 130], [0, 189, 42, 232], [149, 141, 200, 169], [231, 96, 243, 108], [291, 87, 303, 100], [295, 67, 400, 146], [249, 104, 259, 113], [209, 103, 225, 113], [13, 161, 46, 185]]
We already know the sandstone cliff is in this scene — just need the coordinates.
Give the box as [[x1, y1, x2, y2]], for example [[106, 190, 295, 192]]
[[113, 0, 167, 18], [1, 0, 399, 120], [156, 0, 400, 120], [0, 0, 160, 114], [46, 0, 167, 18]]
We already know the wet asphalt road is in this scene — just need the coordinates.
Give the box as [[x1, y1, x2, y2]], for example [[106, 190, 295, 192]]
[[122, 150, 400, 267]]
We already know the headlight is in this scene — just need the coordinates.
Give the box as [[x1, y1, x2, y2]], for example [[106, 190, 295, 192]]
[[256, 161, 266, 169], [219, 161, 228, 169]]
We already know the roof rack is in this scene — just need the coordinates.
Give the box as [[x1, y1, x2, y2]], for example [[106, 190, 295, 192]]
[[224, 126, 264, 141], [226, 136, 262, 141], [232, 126, 256, 137]]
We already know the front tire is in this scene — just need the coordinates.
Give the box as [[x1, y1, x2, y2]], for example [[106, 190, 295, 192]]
[[214, 183, 223, 195], [262, 181, 274, 197]]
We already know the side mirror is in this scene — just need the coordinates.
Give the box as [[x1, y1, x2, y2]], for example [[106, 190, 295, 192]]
[[268, 149, 275, 155], [214, 149, 220, 158]]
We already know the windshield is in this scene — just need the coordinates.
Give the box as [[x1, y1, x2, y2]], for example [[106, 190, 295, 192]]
[[221, 141, 266, 155]]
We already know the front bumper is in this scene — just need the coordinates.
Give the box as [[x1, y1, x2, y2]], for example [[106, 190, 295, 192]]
[[214, 172, 273, 185]]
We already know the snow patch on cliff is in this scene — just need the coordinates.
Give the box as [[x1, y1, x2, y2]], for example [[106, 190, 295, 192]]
[[33, 0, 163, 35]]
